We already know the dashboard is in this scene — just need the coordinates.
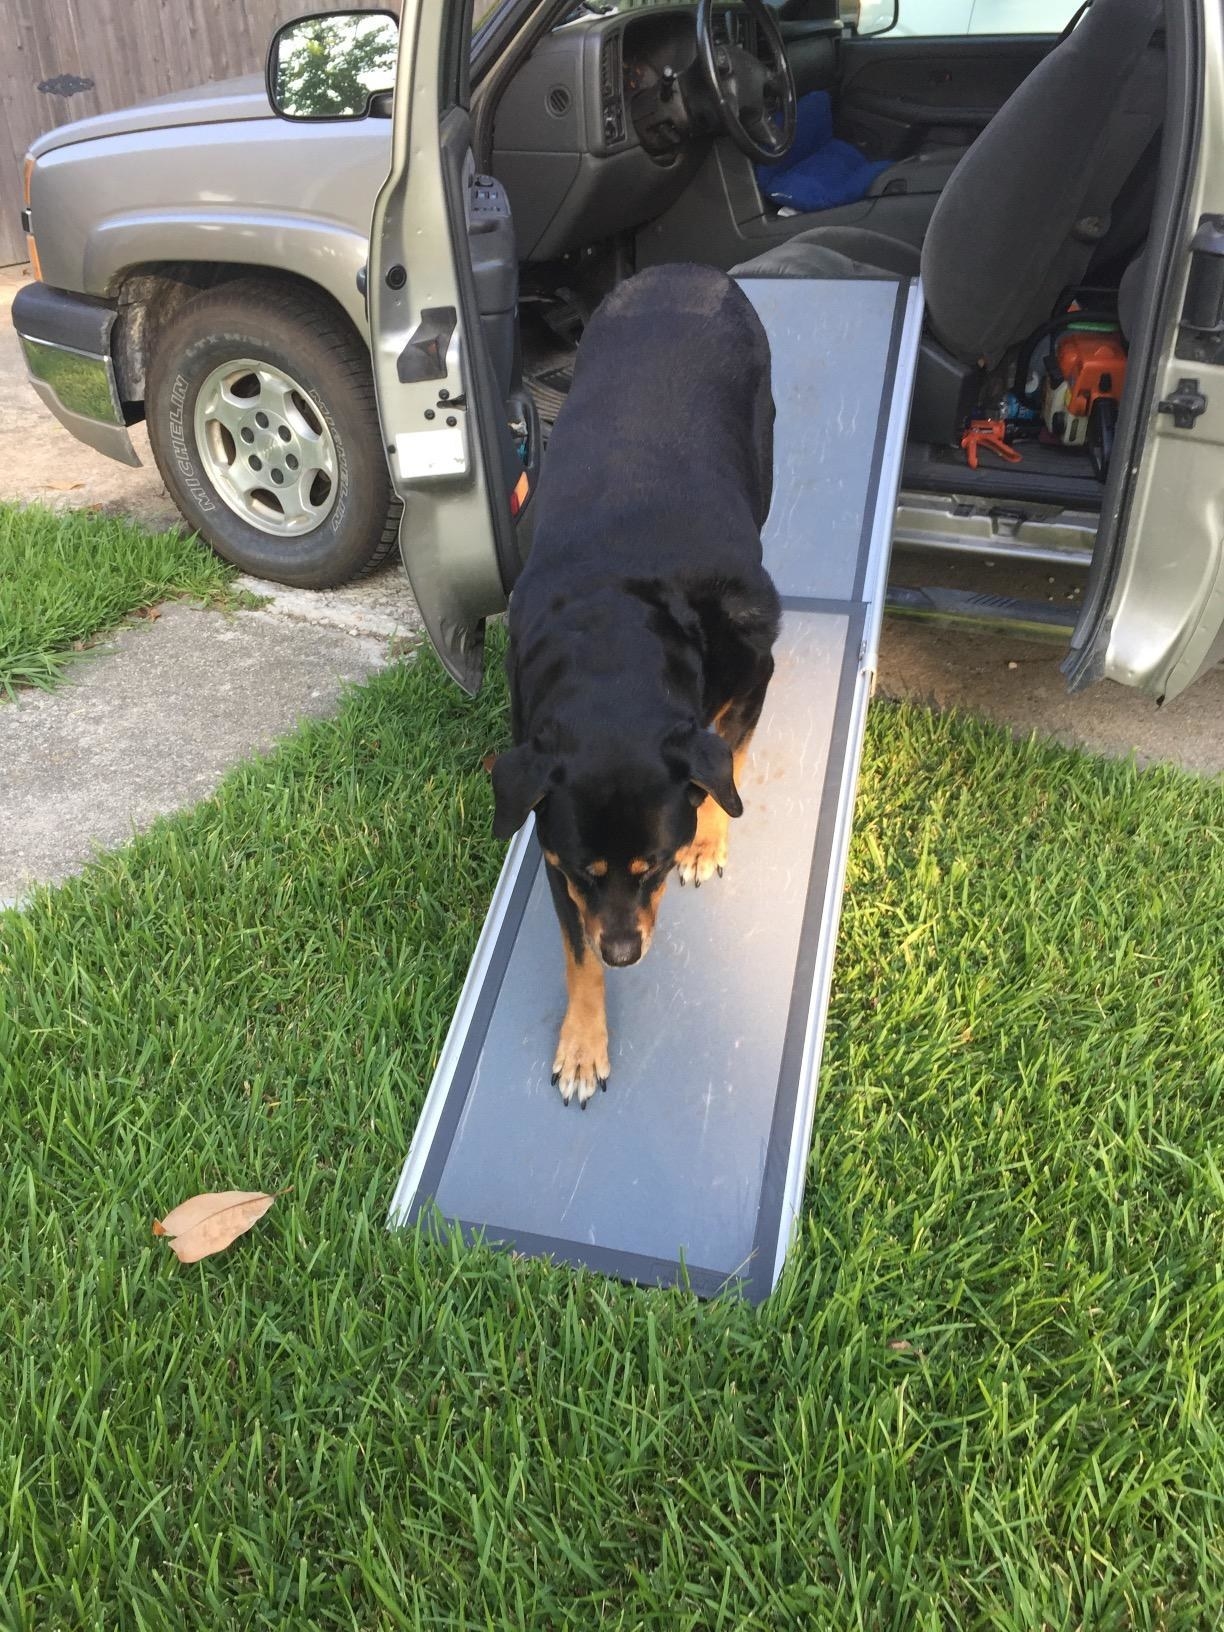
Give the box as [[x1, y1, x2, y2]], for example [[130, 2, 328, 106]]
[[490, 6, 776, 260]]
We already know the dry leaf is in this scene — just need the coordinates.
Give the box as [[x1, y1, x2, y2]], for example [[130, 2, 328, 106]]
[[43, 480, 84, 491], [481, 752, 497, 774], [134, 606, 162, 621], [153, 1189, 278, 1263], [888, 1339, 915, 1353]]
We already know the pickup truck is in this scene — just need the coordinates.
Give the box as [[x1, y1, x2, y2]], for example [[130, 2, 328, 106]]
[[15, 63, 399, 588], [12, 0, 1224, 704]]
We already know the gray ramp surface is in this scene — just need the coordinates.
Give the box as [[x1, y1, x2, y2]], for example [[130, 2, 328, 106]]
[[392, 277, 924, 1300]]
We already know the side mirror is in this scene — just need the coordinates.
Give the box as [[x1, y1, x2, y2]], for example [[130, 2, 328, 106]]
[[839, 0, 899, 36], [266, 10, 398, 121]]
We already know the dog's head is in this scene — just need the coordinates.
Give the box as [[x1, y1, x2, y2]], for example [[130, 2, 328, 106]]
[[490, 723, 741, 968]]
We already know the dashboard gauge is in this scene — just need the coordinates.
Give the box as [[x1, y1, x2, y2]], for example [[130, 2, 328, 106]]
[[623, 59, 652, 96]]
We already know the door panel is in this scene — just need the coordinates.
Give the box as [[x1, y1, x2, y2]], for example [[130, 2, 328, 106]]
[[370, 0, 518, 695], [837, 34, 1052, 156]]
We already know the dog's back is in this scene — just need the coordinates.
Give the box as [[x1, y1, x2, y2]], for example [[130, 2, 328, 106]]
[[521, 264, 774, 592]]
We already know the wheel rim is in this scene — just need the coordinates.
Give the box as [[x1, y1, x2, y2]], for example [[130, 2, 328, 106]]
[[193, 358, 339, 537]]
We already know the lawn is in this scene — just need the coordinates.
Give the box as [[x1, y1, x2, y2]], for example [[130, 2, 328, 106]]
[[1, 637, 1222, 1629], [0, 502, 242, 696]]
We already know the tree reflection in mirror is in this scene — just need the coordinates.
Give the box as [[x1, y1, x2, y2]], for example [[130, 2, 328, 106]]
[[271, 12, 398, 120]]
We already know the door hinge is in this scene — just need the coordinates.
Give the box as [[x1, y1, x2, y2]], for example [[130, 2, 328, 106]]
[[1157, 378, 1207, 430]]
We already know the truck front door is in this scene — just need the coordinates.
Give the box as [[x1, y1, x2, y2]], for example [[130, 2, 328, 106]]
[[370, 0, 525, 694]]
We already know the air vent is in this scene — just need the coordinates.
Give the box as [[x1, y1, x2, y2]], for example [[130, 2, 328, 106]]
[[546, 84, 572, 117], [598, 31, 625, 147]]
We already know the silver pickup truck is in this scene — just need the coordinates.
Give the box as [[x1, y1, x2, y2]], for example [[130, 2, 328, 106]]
[[12, 0, 1224, 704]]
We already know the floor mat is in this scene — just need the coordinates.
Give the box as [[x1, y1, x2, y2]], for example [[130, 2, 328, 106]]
[[525, 364, 573, 426]]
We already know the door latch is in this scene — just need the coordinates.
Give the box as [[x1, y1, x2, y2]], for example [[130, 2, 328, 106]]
[[1157, 378, 1207, 430]]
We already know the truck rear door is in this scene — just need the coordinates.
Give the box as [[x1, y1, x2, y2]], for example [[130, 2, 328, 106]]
[[1064, 0, 1224, 702]]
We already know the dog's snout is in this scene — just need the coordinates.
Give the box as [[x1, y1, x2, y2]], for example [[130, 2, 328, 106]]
[[600, 933, 643, 968]]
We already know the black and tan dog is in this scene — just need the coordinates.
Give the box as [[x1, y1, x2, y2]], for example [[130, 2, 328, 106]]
[[491, 263, 781, 1107]]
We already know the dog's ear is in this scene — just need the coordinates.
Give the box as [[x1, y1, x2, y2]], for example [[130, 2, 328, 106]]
[[687, 730, 743, 818], [490, 745, 551, 840]]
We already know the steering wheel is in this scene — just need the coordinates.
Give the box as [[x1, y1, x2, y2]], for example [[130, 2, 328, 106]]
[[695, 0, 797, 164]]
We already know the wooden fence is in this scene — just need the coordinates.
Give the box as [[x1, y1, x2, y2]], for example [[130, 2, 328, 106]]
[[0, 0, 396, 266]]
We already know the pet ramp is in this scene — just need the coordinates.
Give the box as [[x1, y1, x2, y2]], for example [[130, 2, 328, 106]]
[[391, 277, 924, 1302]]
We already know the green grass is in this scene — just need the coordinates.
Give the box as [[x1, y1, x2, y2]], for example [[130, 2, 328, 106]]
[[1, 637, 1222, 1629], [0, 502, 245, 696]]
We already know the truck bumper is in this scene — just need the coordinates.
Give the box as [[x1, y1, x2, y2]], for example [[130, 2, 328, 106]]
[[11, 282, 141, 468]]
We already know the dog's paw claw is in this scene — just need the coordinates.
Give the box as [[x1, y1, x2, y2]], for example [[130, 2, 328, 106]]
[[552, 1025, 611, 1108], [675, 833, 729, 888]]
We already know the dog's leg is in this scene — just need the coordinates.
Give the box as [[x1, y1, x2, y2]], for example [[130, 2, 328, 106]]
[[677, 668, 773, 888], [676, 790, 732, 888], [545, 859, 610, 1107]]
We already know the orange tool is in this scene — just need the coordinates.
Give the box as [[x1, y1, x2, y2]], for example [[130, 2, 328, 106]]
[[960, 417, 1023, 469]]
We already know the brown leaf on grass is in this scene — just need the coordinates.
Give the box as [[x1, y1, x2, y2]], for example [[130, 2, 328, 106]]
[[152, 1190, 278, 1263], [481, 752, 497, 774], [134, 606, 162, 621]]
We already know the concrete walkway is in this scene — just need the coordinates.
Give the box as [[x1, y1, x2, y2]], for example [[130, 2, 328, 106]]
[[2, 261, 1220, 902], [0, 605, 387, 905], [1, 265, 419, 903]]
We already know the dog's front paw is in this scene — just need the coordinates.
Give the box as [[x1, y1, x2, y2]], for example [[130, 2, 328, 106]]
[[551, 1015, 611, 1108], [675, 819, 729, 888]]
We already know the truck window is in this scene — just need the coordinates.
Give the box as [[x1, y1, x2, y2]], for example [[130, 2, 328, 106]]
[[890, 0, 1082, 35]]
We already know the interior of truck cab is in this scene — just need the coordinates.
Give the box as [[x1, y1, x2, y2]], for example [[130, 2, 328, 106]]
[[473, 0, 1168, 531]]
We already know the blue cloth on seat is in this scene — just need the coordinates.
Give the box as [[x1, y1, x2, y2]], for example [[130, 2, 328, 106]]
[[756, 91, 891, 213]]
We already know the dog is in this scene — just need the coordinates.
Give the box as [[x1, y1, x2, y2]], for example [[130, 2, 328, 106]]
[[491, 263, 780, 1107]]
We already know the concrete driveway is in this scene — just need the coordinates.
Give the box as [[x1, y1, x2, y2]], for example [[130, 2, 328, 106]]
[[2, 262, 1220, 899]]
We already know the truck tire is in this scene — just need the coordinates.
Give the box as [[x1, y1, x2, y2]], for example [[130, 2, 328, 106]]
[[145, 278, 399, 588]]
